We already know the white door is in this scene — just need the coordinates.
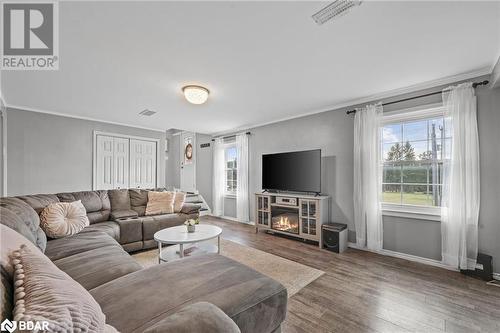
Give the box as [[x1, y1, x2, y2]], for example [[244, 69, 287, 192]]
[[180, 132, 196, 192], [96, 135, 115, 190], [113, 137, 129, 189], [130, 139, 157, 189]]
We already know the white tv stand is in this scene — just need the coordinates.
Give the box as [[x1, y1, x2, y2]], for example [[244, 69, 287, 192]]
[[255, 192, 330, 248]]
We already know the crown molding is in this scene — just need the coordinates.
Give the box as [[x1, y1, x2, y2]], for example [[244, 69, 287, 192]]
[[5, 104, 166, 133], [211, 67, 491, 136]]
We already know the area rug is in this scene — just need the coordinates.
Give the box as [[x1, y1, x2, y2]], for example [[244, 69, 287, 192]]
[[132, 238, 324, 297]]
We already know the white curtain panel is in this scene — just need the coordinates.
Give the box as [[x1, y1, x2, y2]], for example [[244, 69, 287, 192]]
[[236, 134, 250, 222], [353, 103, 383, 250], [441, 82, 480, 270], [212, 137, 225, 216]]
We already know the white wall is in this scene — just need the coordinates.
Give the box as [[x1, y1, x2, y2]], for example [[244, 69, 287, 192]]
[[6, 108, 166, 195]]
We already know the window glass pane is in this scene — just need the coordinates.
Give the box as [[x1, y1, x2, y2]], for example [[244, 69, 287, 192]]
[[428, 162, 442, 185], [226, 170, 232, 181], [403, 120, 428, 142], [404, 140, 426, 161], [383, 163, 401, 183], [402, 184, 432, 206], [382, 124, 402, 144], [382, 184, 401, 204], [383, 142, 403, 161], [428, 118, 445, 140], [402, 162, 428, 184]]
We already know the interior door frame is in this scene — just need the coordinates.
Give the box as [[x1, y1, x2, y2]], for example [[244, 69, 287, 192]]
[[179, 131, 196, 192], [92, 130, 160, 190]]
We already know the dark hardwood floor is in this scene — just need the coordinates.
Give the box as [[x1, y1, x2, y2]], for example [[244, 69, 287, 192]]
[[201, 216, 500, 333]]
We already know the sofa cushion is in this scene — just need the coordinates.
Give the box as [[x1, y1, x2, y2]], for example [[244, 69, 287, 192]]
[[142, 214, 188, 241], [173, 192, 186, 213], [45, 230, 121, 261], [110, 210, 139, 220], [40, 200, 89, 238], [130, 189, 148, 207], [51, 243, 142, 290], [57, 190, 111, 224], [90, 254, 287, 333], [81, 221, 120, 242], [11, 244, 108, 331], [15, 194, 60, 214], [109, 189, 131, 211], [0, 197, 47, 252], [143, 302, 240, 333]]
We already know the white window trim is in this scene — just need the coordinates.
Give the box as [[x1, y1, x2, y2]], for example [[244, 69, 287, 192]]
[[381, 103, 445, 221], [223, 143, 237, 197]]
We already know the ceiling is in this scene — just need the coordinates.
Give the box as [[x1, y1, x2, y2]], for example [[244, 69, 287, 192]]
[[2, 1, 500, 134]]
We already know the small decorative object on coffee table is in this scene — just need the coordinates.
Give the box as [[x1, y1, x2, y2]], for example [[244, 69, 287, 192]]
[[184, 218, 199, 233], [154, 224, 222, 263]]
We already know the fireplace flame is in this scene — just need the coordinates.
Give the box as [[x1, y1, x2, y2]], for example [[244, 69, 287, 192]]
[[277, 216, 292, 229]]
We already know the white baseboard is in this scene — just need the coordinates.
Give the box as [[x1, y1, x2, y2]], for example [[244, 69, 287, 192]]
[[347, 242, 458, 271]]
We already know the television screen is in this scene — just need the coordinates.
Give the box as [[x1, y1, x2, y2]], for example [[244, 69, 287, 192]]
[[262, 149, 321, 193]]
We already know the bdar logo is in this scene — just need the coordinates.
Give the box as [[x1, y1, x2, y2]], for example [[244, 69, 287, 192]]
[[1, 1, 59, 70], [0, 319, 17, 333]]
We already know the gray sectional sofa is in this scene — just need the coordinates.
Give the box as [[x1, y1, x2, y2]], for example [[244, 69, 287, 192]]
[[0, 189, 287, 332]]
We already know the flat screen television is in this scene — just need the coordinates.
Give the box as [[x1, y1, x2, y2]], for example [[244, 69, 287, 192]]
[[262, 149, 321, 193]]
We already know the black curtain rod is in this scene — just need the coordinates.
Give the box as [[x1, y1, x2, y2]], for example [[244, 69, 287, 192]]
[[345, 80, 489, 115], [211, 131, 251, 141]]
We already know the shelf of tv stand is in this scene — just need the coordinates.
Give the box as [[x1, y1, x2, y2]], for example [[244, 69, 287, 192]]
[[255, 192, 330, 248], [269, 203, 300, 209]]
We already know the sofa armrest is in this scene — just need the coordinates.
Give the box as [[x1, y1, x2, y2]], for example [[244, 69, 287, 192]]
[[110, 209, 138, 221], [180, 203, 202, 215], [143, 302, 240, 333]]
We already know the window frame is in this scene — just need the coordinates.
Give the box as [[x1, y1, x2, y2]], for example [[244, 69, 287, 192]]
[[223, 143, 238, 197], [380, 103, 446, 221]]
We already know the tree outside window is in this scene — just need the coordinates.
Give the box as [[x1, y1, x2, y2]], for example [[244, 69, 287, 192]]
[[381, 116, 450, 207]]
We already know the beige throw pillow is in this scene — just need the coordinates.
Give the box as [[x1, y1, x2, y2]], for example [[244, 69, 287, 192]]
[[40, 200, 89, 238], [173, 192, 186, 213], [10, 244, 111, 332], [145, 191, 175, 215]]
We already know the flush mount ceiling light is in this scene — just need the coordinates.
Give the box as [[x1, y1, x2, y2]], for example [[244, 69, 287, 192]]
[[182, 85, 210, 105], [312, 0, 363, 25]]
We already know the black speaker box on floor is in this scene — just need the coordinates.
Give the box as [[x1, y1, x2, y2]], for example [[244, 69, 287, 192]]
[[461, 253, 493, 281]]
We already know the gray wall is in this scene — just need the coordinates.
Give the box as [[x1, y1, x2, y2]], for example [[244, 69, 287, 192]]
[[209, 76, 500, 271], [476, 86, 500, 272], [6, 108, 166, 196], [224, 197, 237, 218]]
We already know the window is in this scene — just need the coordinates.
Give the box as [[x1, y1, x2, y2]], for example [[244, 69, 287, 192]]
[[381, 106, 450, 215], [224, 146, 238, 195]]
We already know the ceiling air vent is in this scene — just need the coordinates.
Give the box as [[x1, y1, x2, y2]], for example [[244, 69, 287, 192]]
[[139, 109, 156, 116], [312, 0, 362, 25]]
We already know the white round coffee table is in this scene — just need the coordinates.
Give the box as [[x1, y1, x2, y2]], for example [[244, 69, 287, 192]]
[[154, 224, 222, 263]]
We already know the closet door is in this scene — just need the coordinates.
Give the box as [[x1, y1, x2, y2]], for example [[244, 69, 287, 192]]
[[96, 135, 115, 190], [113, 137, 129, 189], [130, 139, 157, 189]]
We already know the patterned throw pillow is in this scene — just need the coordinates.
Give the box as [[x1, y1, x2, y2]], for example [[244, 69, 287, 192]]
[[39, 200, 89, 238], [145, 191, 175, 215], [10, 244, 117, 332], [173, 192, 186, 213]]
